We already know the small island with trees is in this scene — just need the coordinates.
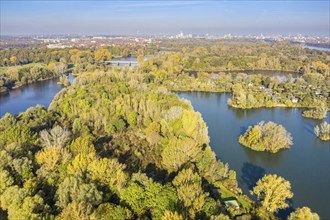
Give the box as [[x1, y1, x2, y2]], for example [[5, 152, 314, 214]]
[[314, 121, 330, 141], [239, 121, 293, 153]]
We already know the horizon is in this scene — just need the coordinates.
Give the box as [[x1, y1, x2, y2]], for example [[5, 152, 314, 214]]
[[1, 0, 329, 36]]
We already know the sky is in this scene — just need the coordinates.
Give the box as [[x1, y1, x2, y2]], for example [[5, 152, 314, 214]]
[[1, 0, 329, 36]]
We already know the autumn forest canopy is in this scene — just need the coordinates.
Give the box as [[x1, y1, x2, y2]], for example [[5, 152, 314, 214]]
[[0, 40, 328, 219]]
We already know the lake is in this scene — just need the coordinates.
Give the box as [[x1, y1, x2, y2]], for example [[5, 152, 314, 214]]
[[0, 75, 329, 219], [177, 92, 329, 219], [0, 74, 74, 118]]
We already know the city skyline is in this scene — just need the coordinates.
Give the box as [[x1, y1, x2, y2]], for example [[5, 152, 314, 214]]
[[1, 1, 329, 36]]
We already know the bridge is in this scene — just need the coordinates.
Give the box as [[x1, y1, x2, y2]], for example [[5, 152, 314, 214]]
[[105, 60, 138, 66]]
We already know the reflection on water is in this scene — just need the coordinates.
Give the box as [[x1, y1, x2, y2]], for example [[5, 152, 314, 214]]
[[177, 92, 330, 219]]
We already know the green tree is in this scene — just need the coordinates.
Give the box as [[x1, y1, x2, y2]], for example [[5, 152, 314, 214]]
[[95, 203, 131, 220], [56, 176, 103, 209]]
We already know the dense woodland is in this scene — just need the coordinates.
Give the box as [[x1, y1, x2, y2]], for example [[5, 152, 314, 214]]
[[0, 71, 267, 219], [0, 40, 328, 219], [1, 41, 329, 113]]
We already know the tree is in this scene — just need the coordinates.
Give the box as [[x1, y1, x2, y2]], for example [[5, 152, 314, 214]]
[[69, 135, 96, 156], [56, 176, 103, 209], [40, 125, 71, 148], [314, 121, 330, 141], [120, 173, 179, 218], [53, 62, 67, 76], [172, 168, 207, 219], [87, 158, 127, 193], [252, 174, 293, 213], [58, 202, 96, 220], [94, 48, 112, 64], [314, 126, 320, 137], [95, 203, 131, 220], [161, 210, 183, 220], [161, 138, 200, 173], [10, 55, 17, 66], [0, 124, 38, 147], [0, 169, 14, 194], [288, 207, 320, 220]]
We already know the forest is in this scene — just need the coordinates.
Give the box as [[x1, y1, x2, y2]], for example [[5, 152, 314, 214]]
[[0, 40, 328, 219]]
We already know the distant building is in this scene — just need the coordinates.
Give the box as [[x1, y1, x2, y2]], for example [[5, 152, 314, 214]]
[[291, 98, 298, 103]]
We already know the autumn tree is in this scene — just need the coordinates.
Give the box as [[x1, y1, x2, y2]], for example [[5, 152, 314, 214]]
[[94, 48, 112, 64], [288, 207, 320, 220], [10, 55, 17, 66], [239, 121, 293, 153], [172, 168, 207, 219], [252, 174, 293, 213]]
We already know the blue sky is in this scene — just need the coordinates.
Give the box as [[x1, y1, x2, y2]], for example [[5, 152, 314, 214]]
[[1, 1, 329, 35]]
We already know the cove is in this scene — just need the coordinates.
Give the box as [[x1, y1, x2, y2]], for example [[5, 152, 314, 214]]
[[177, 91, 329, 219], [0, 74, 74, 118]]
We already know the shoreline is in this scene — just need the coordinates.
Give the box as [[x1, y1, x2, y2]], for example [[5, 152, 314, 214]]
[[0, 75, 61, 95]]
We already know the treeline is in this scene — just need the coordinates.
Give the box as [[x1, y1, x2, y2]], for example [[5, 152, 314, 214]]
[[140, 64, 329, 110], [136, 41, 329, 112], [153, 40, 330, 74], [0, 45, 146, 67], [0, 71, 264, 219], [0, 62, 67, 93]]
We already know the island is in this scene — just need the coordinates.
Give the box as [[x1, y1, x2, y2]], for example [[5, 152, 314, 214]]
[[239, 121, 293, 153], [314, 121, 330, 141]]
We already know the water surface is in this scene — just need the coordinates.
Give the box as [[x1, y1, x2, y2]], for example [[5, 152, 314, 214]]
[[303, 45, 330, 52], [0, 74, 74, 117], [177, 92, 329, 219]]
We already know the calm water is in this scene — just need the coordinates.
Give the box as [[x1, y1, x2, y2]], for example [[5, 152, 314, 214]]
[[303, 45, 330, 52], [0, 74, 74, 117], [177, 92, 329, 219]]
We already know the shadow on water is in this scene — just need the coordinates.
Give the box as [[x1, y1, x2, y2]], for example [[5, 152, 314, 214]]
[[239, 126, 248, 135], [240, 162, 266, 190], [243, 147, 285, 166], [277, 199, 295, 220], [231, 107, 245, 121], [304, 122, 316, 136]]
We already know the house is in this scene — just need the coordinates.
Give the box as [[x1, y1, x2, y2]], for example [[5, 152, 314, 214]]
[[291, 98, 298, 103], [224, 199, 240, 210]]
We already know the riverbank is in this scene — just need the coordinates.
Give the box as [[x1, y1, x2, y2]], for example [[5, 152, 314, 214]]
[[0, 74, 75, 118], [0, 75, 61, 95]]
